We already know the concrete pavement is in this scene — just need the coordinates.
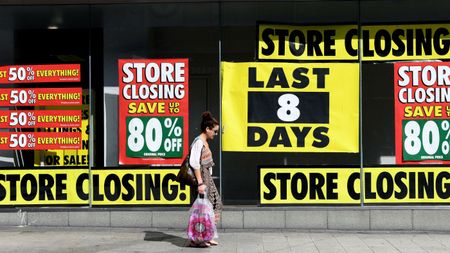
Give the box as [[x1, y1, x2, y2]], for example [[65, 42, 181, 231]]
[[0, 226, 450, 252]]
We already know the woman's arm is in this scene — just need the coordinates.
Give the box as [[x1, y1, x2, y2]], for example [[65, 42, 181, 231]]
[[194, 169, 206, 194], [189, 139, 206, 193]]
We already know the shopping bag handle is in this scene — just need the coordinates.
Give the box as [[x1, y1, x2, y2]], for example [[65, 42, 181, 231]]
[[198, 188, 208, 199]]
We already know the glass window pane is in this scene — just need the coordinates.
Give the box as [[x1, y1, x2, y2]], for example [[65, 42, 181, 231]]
[[221, 1, 359, 204]]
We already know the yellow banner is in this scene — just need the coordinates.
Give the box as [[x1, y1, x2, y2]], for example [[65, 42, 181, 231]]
[[260, 168, 360, 204], [0, 168, 189, 206], [258, 24, 358, 61], [361, 24, 450, 61], [0, 169, 88, 205], [259, 23, 450, 61], [222, 62, 359, 152], [363, 167, 450, 204], [91, 169, 191, 205]]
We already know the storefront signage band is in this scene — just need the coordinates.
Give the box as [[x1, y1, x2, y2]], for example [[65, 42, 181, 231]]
[[260, 167, 450, 205], [259, 23, 450, 61], [0, 169, 190, 206]]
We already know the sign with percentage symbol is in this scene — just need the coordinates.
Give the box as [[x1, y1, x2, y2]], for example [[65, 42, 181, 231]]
[[126, 116, 183, 158], [0, 110, 82, 128], [0, 87, 82, 106], [118, 59, 189, 165], [0, 132, 81, 150], [394, 62, 450, 164], [0, 64, 80, 83]]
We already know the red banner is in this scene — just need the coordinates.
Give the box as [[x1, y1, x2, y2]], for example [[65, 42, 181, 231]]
[[394, 62, 450, 164], [118, 59, 189, 165], [0, 64, 80, 83], [0, 110, 81, 128], [0, 87, 82, 106], [0, 132, 81, 150]]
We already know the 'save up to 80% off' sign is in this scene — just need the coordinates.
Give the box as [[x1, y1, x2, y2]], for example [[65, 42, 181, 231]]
[[403, 119, 450, 161], [126, 116, 183, 158]]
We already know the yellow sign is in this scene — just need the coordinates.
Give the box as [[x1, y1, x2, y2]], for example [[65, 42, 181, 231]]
[[363, 167, 450, 204], [258, 24, 358, 61], [91, 169, 190, 205], [259, 23, 450, 61], [222, 62, 359, 152], [0, 169, 89, 205], [260, 168, 360, 204], [0, 168, 189, 206], [361, 24, 450, 61], [260, 167, 450, 205]]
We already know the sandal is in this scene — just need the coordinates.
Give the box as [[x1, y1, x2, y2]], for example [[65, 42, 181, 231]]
[[209, 240, 219, 246], [188, 241, 211, 248]]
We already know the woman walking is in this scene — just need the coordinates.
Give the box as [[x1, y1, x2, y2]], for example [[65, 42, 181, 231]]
[[189, 111, 222, 247]]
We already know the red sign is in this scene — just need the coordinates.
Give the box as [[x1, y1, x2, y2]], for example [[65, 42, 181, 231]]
[[0, 110, 81, 128], [0, 132, 81, 150], [394, 62, 450, 164], [0, 64, 80, 83], [0, 87, 82, 106], [118, 59, 189, 165]]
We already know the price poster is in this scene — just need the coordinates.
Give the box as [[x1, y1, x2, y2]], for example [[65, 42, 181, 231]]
[[394, 62, 450, 164], [118, 59, 189, 165], [0, 64, 80, 83], [0, 110, 81, 128], [0, 87, 82, 106], [0, 132, 81, 150], [222, 62, 359, 152], [33, 91, 90, 167]]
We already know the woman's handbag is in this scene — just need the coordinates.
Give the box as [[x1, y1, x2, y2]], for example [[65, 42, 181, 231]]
[[175, 154, 197, 186]]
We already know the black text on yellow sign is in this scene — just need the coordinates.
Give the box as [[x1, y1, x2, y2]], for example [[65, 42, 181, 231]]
[[222, 62, 359, 152], [259, 24, 358, 60], [260, 167, 450, 205], [260, 168, 360, 205], [0, 169, 88, 205], [0, 169, 189, 206], [259, 23, 450, 61], [363, 168, 450, 204], [90, 169, 190, 205]]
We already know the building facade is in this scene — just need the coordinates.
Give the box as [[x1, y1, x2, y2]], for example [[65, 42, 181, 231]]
[[0, 0, 449, 230]]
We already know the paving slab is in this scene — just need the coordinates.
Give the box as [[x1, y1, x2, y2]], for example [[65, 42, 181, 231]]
[[0, 227, 448, 252]]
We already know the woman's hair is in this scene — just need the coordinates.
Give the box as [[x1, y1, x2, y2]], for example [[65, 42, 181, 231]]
[[200, 111, 219, 132]]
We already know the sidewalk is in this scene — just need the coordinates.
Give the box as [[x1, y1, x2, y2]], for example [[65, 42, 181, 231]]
[[0, 226, 450, 253]]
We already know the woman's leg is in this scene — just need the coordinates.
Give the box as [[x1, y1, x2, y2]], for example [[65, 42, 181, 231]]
[[201, 168, 222, 245], [215, 211, 221, 225]]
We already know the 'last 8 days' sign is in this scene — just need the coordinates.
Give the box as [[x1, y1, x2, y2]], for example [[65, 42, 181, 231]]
[[221, 62, 359, 152]]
